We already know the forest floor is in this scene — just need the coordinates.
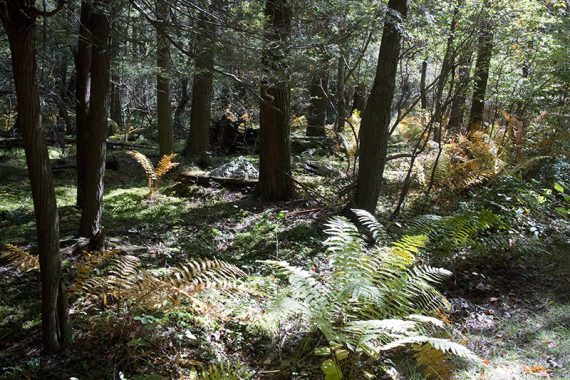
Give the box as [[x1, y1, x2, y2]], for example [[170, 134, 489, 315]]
[[0, 144, 568, 379]]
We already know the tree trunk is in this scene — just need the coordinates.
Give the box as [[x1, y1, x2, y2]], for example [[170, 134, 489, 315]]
[[75, 0, 93, 209], [186, 15, 215, 166], [256, 0, 294, 201], [351, 82, 367, 115], [156, 0, 173, 156], [109, 3, 124, 130], [468, 25, 493, 132], [1, 0, 70, 353], [353, 0, 408, 213], [447, 50, 473, 134], [335, 54, 346, 132], [420, 60, 428, 109], [173, 78, 189, 133], [78, 0, 111, 247], [432, 4, 459, 141], [306, 74, 328, 137]]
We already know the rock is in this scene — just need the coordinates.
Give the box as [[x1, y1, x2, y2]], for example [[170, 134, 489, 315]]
[[208, 156, 259, 179]]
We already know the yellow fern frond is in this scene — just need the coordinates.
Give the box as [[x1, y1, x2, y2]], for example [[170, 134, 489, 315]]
[[155, 153, 179, 180], [70, 249, 119, 293], [413, 343, 455, 380], [126, 150, 157, 191], [0, 244, 39, 272]]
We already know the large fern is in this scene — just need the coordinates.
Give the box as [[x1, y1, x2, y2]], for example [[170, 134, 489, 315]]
[[263, 210, 477, 378], [77, 255, 245, 311]]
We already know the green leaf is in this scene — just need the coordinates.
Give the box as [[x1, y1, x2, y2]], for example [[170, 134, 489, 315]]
[[322, 359, 343, 380], [554, 182, 565, 193]]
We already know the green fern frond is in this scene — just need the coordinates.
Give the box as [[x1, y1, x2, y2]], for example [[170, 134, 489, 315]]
[[406, 209, 503, 255], [352, 209, 390, 244], [381, 336, 480, 363], [0, 244, 39, 272], [193, 361, 252, 380]]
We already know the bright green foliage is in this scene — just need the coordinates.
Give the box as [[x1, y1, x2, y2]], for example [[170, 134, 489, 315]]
[[263, 210, 477, 378], [406, 209, 505, 256]]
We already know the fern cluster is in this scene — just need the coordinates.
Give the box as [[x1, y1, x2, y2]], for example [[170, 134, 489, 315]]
[[0, 244, 39, 272], [76, 254, 246, 311], [405, 209, 506, 256], [263, 210, 479, 379]]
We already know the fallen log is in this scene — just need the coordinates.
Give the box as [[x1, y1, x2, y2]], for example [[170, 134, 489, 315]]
[[176, 171, 257, 188]]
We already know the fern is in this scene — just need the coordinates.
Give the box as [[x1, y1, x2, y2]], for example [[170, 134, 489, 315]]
[[192, 361, 252, 380], [126, 150, 178, 194], [0, 244, 39, 272], [77, 255, 245, 311], [263, 211, 476, 378], [406, 209, 503, 256]]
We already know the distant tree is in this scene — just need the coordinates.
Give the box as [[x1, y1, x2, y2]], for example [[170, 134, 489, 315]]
[[256, 0, 294, 201], [1, 0, 71, 353], [185, 6, 216, 166], [468, 22, 493, 132], [353, 0, 408, 213], [156, 0, 173, 156], [306, 74, 329, 137]]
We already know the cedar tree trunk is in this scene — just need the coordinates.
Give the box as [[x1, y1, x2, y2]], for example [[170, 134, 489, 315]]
[[256, 0, 294, 201], [1, 0, 70, 353], [352, 0, 408, 213]]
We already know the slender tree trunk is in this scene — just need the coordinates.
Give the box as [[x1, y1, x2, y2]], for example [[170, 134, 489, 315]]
[[335, 54, 346, 132], [351, 82, 367, 115], [75, 0, 93, 209], [78, 0, 111, 248], [353, 0, 408, 213], [1, 0, 70, 353], [306, 74, 328, 136], [186, 15, 215, 166], [448, 50, 473, 134], [57, 60, 72, 134], [256, 0, 294, 201], [433, 4, 459, 141], [420, 60, 428, 109], [468, 24, 493, 132], [109, 6, 124, 130], [156, 0, 173, 156], [173, 78, 189, 133]]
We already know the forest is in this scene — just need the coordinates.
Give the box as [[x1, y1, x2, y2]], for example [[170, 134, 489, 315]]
[[0, 0, 569, 378]]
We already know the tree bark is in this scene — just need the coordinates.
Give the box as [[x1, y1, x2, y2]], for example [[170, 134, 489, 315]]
[[1, 0, 70, 353], [78, 0, 111, 246], [306, 74, 328, 137], [335, 54, 346, 132], [156, 0, 173, 156], [256, 0, 294, 201], [420, 60, 428, 109], [186, 14, 215, 166], [448, 50, 473, 134], [468, 24, 493, 132], [353, 0, 408, 213], [433, 4, 459, 141], [173, 77, 189, 133], [75, 0, 93, 209]]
